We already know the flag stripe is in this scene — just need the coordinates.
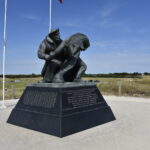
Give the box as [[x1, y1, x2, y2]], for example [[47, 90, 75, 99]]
[[59, 0, 62, 4]]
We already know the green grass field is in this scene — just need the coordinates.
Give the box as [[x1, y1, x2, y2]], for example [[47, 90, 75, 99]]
[[0, 76, 150, 100]]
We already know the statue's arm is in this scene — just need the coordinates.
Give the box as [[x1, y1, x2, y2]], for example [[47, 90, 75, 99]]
[[73, 49, 80, 58], [54, 41, 66, 55], [38, 43, 50, 60], [38, 41, 66, 61], [52, 37, 71, 56]]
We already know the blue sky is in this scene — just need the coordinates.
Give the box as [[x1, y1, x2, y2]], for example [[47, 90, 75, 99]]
[[0, 0, 150, 74]]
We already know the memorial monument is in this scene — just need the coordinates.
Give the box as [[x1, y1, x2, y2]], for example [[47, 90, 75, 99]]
[[7, 29, 115, 137]]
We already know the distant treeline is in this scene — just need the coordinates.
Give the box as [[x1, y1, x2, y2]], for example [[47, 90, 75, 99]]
[[0, 74, 41, 78], [83, 72, 150, 78], [0, 72, 150, 78]]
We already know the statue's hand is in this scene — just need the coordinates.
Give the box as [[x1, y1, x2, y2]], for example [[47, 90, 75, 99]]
[[49, 51, 55, 59], [45, 52, 56, 61], [45, 55, 51, 61]]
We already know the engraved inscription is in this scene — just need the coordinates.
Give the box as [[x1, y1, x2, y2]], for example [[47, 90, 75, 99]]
[[63, 88, 98, 109], [23, 90, 57, 108]]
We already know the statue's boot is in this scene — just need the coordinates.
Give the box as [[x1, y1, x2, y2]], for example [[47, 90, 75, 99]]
[[38, 80, 47, 83], [73, 78, 82, 82]]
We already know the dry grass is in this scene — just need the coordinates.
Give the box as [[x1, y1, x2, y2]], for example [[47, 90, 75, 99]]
[[0, 77, 42, 100], [0, 76, 150, 100], [83, 76, 150, 97]]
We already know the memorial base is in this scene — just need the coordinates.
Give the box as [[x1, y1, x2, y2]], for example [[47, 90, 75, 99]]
[[7, 82, 115, 137]]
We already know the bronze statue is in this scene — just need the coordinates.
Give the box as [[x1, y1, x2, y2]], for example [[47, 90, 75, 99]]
[[38, 29, 63, 82], [38, 29, 90, 83]]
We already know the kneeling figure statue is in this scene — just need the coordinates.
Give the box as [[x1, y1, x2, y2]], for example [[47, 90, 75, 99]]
[[38, 29, 90, 83]]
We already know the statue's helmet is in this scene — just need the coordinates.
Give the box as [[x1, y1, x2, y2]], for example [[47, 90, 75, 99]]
[[49, 28, 60, 36], [48, 28, 61, 42]]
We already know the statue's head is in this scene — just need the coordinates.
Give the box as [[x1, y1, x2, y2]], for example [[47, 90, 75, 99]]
[[80, 36, 90, 51], [49, 28, 61, 42], [68, 33, 90, 51]]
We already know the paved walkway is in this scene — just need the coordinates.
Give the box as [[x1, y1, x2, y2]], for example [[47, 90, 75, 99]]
[[0, 96, 150, 150]]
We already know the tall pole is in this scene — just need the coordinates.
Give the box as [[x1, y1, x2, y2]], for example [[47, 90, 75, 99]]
[[49, 0, 52, 31], [1, 0, 8, 109]]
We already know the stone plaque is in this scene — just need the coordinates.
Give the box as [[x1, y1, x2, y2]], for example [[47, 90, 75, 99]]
[[62, 86, 101, 111], [23, 88, 58, 109]]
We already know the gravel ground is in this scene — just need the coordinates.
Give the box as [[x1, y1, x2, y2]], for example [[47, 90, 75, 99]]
[[0, 96, 150, 150]]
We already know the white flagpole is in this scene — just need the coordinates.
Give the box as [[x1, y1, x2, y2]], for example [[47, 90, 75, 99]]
[[49, 0, 52, 31], [1, 0, 8, 109]]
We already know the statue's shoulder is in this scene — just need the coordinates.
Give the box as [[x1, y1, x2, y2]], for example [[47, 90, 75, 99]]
[[45, 36, 55, 44], [63, 37, 71, 46]]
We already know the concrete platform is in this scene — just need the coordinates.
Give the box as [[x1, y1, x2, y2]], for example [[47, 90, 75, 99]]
[[0, 96, 150, 150]]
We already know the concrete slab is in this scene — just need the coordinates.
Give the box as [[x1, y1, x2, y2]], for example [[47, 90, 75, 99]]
[[0, 96, 150, 150]]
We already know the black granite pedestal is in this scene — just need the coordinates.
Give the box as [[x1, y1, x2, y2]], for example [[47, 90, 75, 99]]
[[7, 82, 115, 137]]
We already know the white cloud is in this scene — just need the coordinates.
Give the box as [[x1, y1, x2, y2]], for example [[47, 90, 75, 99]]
[[95, 18, 128, 28], [86, 2, 127, 29], [91, 41, 109, 47], [20, 14, 41, 21], [59, 2, 122, 29], [99, 3, 120, 18]]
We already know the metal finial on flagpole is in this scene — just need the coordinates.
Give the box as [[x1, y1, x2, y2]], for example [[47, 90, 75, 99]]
[[0, 0, 8, 109]]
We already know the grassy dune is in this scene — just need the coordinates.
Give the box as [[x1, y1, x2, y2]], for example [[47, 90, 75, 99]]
[[0, 76, 150, 100]]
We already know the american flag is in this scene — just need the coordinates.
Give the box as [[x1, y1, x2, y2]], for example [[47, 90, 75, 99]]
[[58, 0, 62, 4]]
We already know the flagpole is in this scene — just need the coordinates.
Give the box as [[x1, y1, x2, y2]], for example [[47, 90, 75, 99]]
[[1, 0, 8, 109], [49, 0, 52, 31]]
